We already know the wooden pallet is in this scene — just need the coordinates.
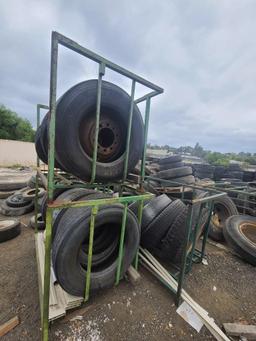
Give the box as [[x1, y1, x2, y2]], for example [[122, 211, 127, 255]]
[[35, 232, 83, 321]]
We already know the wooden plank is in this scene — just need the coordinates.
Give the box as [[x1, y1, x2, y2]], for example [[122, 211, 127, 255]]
[[0, 316, 19, 337], [223, 323, 256, 339], [139, 249, 230, 341]]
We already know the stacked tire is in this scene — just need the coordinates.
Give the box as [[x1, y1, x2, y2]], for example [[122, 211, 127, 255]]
[[193, 164, 214, 180], [35, 80, 144, 183], [0, 187, 45, 217], [154, 155, 195, 187], [50, 189, 140, 295], [140, 192, 209, 264]]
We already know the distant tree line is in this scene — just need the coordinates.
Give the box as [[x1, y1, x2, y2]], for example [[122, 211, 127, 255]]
[[147, 142, 256, 166], [0, 105, 35, 142]]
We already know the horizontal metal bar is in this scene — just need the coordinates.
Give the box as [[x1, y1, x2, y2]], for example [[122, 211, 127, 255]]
[[37, 104, 49, 110], [47, 193, 154, 209], [135, 91, 160, 104], [146, 176, 223, 194], [191, 192, 226, 204], [53, 31, 164, 93]]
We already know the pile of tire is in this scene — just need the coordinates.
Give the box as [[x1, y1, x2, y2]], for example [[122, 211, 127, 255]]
[[224, 215, 256, 266], [140, 192, 209, 264], [43, 188, 140, 296], [153, 155, 196, 187], [0, 187, 45, 217], [213, 166, 226, 181], [35, 80, 144, 183], [243, 170, 255, 182], [192, 164, 214, 180]]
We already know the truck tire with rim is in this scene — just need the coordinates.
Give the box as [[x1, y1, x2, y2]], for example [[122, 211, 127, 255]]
[[41, 80, 144, 182], [224, 215, 256, 266], [209, 195, 238, 241]]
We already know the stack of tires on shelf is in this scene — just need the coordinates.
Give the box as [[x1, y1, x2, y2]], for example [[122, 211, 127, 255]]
[[35, 80, 146, 296]]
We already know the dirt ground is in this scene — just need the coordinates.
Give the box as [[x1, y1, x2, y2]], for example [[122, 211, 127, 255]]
[[0, 208, 256, 341]]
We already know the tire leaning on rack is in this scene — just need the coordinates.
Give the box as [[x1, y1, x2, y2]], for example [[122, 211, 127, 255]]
[[141, 199, 184, 250], [141, 194, 172, 233], [43, 80, 144, 182], [52, 204, 140, 296], [209, 194, 238, 242], [224, 215, 256, 266], [51, 189, 103, 240]]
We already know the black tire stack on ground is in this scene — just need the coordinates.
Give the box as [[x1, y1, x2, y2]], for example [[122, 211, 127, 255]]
[[0, 192, 35, 216], [35, 80, 144, 183], [140, 192, 209, 264], [243, 170, 255, 182], [192, 164, 214, 180], [154, 155, 195, 187], [214, 166, 226, 181]]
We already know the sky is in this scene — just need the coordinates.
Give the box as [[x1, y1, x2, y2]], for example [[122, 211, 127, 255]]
[[0, 0, 256, 153]]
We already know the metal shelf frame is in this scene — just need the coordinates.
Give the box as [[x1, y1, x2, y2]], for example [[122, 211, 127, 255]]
[[36, 31, 163, 341]]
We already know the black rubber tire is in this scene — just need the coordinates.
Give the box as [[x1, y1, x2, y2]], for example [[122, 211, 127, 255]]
[[52, 204, 140, 296], [40, 188, 68, 221], [0, 190, 16, 199], [52, 189, 101, 240], [155, 201, 188, 263], [128, 199, 151, 218], [209, 195, 238, 242], [141, 194, 172, 233], [50, 80, 144, 182], [35, 124, 48, 164], [156, 166, 193, 180], [0, 200, 34, 216], [224, 215, 256, 266], [22, 187, 45, 201], [0, 219, 21, 242], [0, 180, 27, 191], [141, 199, 186, 250], [160, 175, 195, 187], [159, 162, 184, 171], [159, 155, 182, 165], [30, 214, 45, 230], [6, 193, 31, 208], [27, 175, 44, 189]]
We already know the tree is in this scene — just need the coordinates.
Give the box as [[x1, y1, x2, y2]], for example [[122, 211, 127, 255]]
[[192, 142, 206, 158], [0, 105, 35, 142]]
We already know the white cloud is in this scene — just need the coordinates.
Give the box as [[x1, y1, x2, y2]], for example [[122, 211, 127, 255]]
[[0, 0, 256, 152]]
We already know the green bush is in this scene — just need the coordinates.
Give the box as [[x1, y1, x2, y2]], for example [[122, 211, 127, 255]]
[[0, 105, 35, 142]]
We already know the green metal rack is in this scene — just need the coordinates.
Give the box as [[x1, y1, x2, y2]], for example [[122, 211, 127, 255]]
[[143, 176, 226, 305], [35, 31, 163, 341]]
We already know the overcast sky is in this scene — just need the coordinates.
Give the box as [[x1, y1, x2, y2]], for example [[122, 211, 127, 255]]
[[1, 0, 256, 153]]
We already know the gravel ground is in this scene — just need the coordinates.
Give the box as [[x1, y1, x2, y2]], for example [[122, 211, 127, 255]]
[[0, 209, 256, 341]]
